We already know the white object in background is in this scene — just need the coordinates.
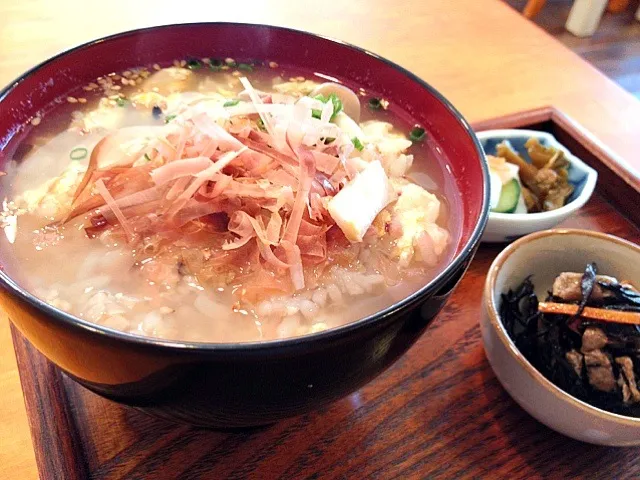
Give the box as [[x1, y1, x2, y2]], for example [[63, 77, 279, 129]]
[[565, 0, 608, 37]]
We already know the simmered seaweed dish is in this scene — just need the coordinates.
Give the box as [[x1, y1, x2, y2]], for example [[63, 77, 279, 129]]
[[501, 263, 640, 416], [0, 59, 460, 342]]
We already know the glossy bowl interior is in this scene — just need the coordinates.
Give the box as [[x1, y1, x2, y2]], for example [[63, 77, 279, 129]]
[[482, 229, 640, 446], [0, 23, 489, 426]]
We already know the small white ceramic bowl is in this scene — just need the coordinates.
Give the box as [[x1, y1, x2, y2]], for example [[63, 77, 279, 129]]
[[482, 228, 640, 446], [477, 129, 598, 243]]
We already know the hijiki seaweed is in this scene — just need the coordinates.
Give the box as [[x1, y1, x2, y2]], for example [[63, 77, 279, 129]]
[[501, 263, 640, 416]]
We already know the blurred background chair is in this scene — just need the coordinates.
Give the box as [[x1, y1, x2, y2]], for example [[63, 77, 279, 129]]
[[522, 0, 638, 36]]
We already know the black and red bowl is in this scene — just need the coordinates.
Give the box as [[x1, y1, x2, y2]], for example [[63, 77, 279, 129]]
[[0, 23, 489, 427]]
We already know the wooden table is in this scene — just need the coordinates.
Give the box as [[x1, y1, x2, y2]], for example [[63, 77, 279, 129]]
[[1, 1, 640, 478]]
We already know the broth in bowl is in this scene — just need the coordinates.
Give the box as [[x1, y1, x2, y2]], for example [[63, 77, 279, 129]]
[[0, 59, 461, 343]]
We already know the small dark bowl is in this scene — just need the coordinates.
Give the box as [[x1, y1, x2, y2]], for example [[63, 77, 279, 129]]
[[0, 23, 489, 427]]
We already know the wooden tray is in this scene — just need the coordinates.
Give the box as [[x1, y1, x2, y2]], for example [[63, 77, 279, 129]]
[[12, 108, 640, 480]]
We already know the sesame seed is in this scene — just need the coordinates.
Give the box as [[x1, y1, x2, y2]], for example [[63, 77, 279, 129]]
[[30, 116, 41, 126], [122, 70, 132, 78], [232, 71, 241, 77], [136, 78, 143, 85], [83, 85, 93, 91], [225, 57, 235, 65], [269, 61, 279, 69], [289, 77, 297, 82], [180, 60, 186, 67], [221, 65, 230, 70], [296, 76, 305, 82], [153, 63, 161, 71], [89, 82, 98, 89], [67, 96, 78, 103], [112, 74, 121, 81], [112, 85, 122, 91], [173, 60, 180, 67], [202, 57, 211, 64], [78, 98, 87, 104]]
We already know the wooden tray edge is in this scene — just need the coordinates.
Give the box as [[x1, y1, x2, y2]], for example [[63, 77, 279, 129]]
[[11, 325, 89, 480]]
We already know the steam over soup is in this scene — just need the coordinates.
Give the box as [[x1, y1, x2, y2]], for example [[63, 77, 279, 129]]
[[0, 60, 461, 342]]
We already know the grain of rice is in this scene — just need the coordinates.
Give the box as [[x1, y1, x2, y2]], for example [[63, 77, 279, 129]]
[[285, 304, 300, 316], [310, 322, 328, 333], [194, 294, 223, 319], [326, 283, 343, 304], [299, 299, 319, 320], [311, 288, 328, 307], [277, 315, 301, 338], [101, 315, 130, 331], [256, 301, 273, 317], [142, 311, 163, 336]]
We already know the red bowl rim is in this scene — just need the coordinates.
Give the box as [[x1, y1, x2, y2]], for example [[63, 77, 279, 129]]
[[0, 22, 489, 352]]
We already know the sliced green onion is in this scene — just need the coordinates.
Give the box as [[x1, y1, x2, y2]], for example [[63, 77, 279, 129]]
[[368, 98, 382, 110], [225, 59, 237, 67], [238, 63, 253, 72], [70, 147, 88, 161], [409, 126, 426, 142], [187, 59, 201, 70], [165, 114, 177, 123], [209, 59, 223, 71], [328, 94, 343, 121], [352, 137, 364, 151], [312, 93, 343, 121], [223, 99, 240, 107], [115, 97, 127, 107]]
